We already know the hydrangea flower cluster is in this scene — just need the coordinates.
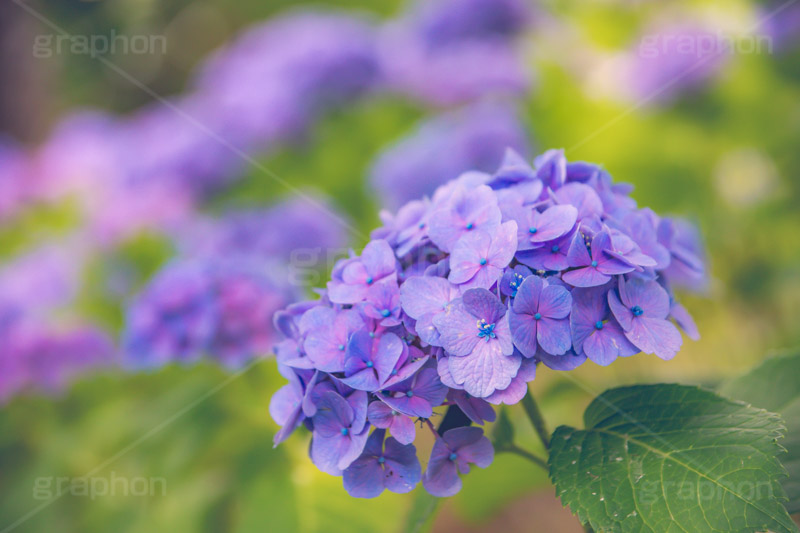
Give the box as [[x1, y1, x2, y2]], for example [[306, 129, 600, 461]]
[[123, 258, 295, 370], [270, 148, 705, 497]]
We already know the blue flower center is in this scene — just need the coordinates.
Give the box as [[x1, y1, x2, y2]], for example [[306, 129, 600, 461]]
[[381, 309, 391, 317], [366, 361, 374, 368], [369, 331, 376, 338], [341, 428, 349, 436], [366, 277, 373, 285], [551, 245, 559, 253], [529, 227, 538, 234], [338, 344, 345, 351], [476, 319, 497, 340], [390, 368, 397, 375], [406, 391, 414, 398], [534, 312, 542, 320], [418, 222, 425, 229], [595, 321, 604, 330], [479, 258, 487, 266], [591, 260, 598, 267], [449, 452, 458, 461], [631, 305, 644, 316], [390, 410, 398, 416], [466, 222, 474, 230], [378, 456, 385, 464]]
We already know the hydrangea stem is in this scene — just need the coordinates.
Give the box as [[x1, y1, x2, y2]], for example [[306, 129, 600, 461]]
[[499, 444, 548, 471], [521, 389, 550, 450]]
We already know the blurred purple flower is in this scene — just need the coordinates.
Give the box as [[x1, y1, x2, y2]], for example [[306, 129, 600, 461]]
[[370, 103, 531, 209]]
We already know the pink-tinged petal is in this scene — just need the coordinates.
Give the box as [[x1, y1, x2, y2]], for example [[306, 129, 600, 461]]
[[493, 314, 514, 356], [384, 355, 430, 388], [531, 205, 578, 243], [454, 433, 494, 470], [343, 453, 385, 498], [670, 302, 700, 341], [536, 349, 587, 370], [590, 231, 613, 261], [433, 299, 481, 356], [462, 288, 506, 323], [508, 309, 538, 358], [624, 317, 682, 360], [608, 288, 633, 330], [383, 438, 422, 494], [554, 183, 603, 220], [422, 453, 461, 497], [485, 358, 536, 405], [339, 369, 380, 391], [361, 240, 397, 279], [348, 390, 369, 434], [375, 333, 405, 384], [620, 277, 670, 319], [311, 434, 349, 475], [338, 427, 371, 471], [448, 230, 490, 284], [367, 400, 394, 428], [450, 390, 496, 424], [400, 276, 457, 319], [390, 414, 416, 445], [487, 220, 518, 269], [562, 267, 611, 288], [567, 233, 592, 266], [512, 275, 543, 315], [327, 283, 368, 304], [536, 317, 572, 355], [437, 355, 461, 390], [539, 284, 572, 319], [313, 391, 354, 438], [448, 342, 521, 398], [269, 382, 301, 426], [459, 264, 503, 290], [382, 393, 433, 418], [584, 327, 631, 366], [341, 261, 369, 285], [596, 255, 636, 276]]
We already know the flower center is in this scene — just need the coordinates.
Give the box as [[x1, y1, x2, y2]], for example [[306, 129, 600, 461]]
[[390, 368, 397, 375], [341, 428, 349, 436], [551, 245, 559, 253], [366, 277, 373, 285], [366, 361, 374, 368], [378, 456, 385, 464], [449, 452, 458, 461], [595, 321, 604, 330], [591, 260, 598, 267], [381, 308, 391, 317], [631, 305, 644, 316], [466, 222, 474, 230], [529, 227, 537, 234], [534, 312, 542, 320], [338, 344, 345, 351], [406, 391, 414, 398], [479, 258, 487, 266], [476, 318, 497, 340]]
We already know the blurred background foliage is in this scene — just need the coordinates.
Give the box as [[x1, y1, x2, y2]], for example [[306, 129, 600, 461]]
[[0, 0, 798, 532]]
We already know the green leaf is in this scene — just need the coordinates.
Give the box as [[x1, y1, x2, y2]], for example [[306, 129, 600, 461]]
[[492, 407, 515, 449], [720, 350, 800, 514], [403, 489, 440, 533], [548, 384, 797, 533]]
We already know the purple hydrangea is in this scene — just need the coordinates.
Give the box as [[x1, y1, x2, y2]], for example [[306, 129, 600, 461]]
[[270, 148, 705, 498], [123, 258, 294, 370], [380, 0, 532, 105], [370, 103, 530, 209]]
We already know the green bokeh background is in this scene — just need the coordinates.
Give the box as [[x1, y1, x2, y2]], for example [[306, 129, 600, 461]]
[[1, 0, 799, 531]]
